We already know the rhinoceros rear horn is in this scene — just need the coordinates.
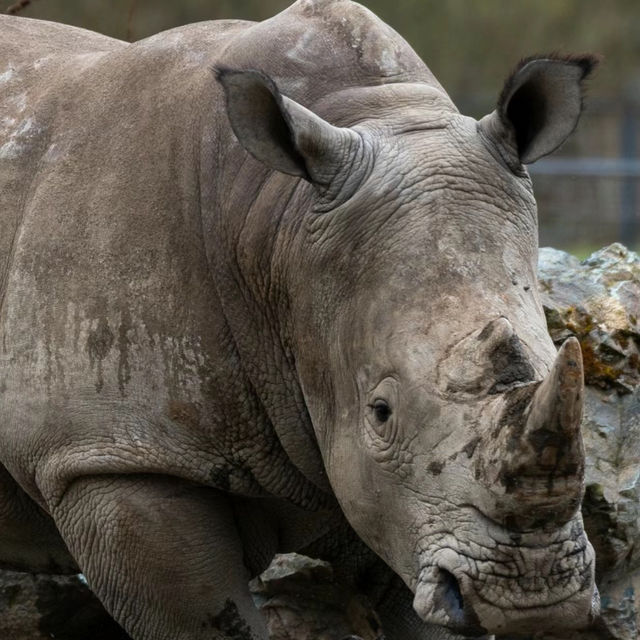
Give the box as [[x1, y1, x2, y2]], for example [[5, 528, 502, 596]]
[[216, 67, 362, 191], [479, 54, 599, 166]]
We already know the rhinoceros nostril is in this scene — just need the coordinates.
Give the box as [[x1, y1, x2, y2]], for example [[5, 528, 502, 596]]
[[434, 569, 488, 637], [439, 568, 464, 615], [414, 567, 487, 637]]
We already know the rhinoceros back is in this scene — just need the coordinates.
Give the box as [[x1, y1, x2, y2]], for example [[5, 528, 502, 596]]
[[0, 16, 124, 312], [0, 11, 336, 513], [0, 0, 447, 511]]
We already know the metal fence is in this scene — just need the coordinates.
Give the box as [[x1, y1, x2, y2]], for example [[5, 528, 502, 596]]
[[528, 100, 640, 254]]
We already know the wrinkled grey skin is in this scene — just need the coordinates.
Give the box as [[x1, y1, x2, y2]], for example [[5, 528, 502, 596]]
[[0, 1, 598, 638]]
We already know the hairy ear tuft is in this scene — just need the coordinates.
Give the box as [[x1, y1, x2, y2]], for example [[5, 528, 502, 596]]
[[480, 53, 601, 167], [497, 53, 600, 124]]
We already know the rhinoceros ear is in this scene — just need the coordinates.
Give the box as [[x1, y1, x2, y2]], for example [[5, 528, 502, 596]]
[[216, 67, 360, 188], [479, 54, 599, 166]]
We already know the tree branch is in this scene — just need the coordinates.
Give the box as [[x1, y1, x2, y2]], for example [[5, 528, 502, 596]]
[[126, 0, 137, 41], [6, 0, 35, 15]]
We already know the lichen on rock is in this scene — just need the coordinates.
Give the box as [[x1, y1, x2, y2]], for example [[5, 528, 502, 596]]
[[538, 243, 640, 392]]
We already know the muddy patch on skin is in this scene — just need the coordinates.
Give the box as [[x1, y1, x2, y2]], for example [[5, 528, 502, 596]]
[[168, 400, 201, 429], [86, 318, 114, 361], [208, 599, 254, 640], [488, 334, 535, 394], [86, 317, 115, 393], [462, 437, 481, 459], [427, 460, 444, 475]]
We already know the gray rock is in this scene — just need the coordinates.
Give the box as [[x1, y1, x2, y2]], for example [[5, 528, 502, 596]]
[[538, 243, 640, 392], [250, 553, 383, 640], [0, 570, 130, 640], [537, 244, 640, 640]]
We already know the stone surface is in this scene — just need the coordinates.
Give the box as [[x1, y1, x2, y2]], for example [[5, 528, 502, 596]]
[[250, 553, 384, 640], [0, 571, 130, 640], [538, 244, 640, 393], [536, 244, 640, 640]]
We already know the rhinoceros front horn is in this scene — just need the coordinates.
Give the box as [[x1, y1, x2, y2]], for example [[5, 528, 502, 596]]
[[526, 337, 584, 448], [492, 337, 586, 529]]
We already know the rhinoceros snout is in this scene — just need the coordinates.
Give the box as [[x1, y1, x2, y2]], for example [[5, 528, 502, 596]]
[[413, 525, 598, 636]]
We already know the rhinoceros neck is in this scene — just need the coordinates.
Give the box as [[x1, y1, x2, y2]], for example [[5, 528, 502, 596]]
[[195, 0, 457, 498], [200, 129, 334, 495]]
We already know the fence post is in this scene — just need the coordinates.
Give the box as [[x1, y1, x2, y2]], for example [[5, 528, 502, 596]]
[[620, 102, 638, 246]]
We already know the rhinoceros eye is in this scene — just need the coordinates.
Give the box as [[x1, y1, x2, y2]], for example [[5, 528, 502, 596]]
[[362, 377, 398, 441], [371, 399, 392, 423]]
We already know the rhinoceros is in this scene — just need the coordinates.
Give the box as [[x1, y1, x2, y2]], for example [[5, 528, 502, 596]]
[[0, 1, 599, 638]]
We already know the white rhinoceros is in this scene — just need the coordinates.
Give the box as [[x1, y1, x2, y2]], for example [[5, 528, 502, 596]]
[[0, 1, 599, 639]]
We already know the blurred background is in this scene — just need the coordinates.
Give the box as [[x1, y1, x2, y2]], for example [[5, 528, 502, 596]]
[[4, 0, 640, 256]]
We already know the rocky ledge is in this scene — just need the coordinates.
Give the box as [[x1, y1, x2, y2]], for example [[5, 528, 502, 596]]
[[535, 244, 640, 640]]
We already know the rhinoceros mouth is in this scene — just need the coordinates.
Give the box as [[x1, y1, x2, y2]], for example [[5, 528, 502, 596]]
[[413, 508, 597, 635], [414, 557, 595, 635]]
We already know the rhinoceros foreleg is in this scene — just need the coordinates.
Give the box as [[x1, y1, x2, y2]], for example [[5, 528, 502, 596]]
[[50, 474, 269, 640], [0, 463, 77, 574]]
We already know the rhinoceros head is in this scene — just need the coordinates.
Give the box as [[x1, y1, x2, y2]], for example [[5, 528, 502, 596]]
[[219, 54, 599, 636]]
